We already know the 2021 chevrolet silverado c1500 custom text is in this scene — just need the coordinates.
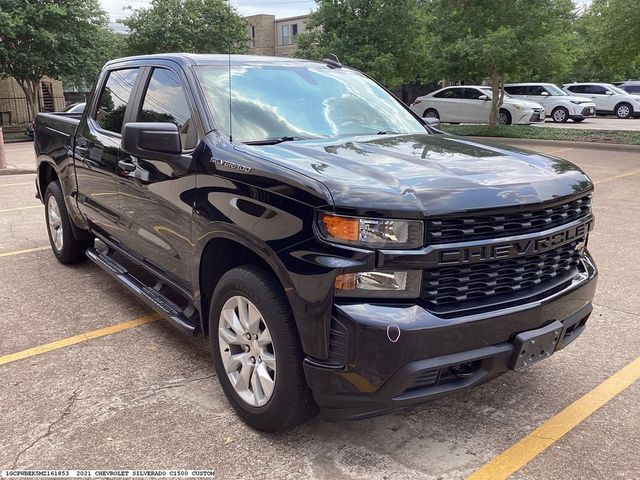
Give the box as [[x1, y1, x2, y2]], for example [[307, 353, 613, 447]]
[[34, 54, 597, 431]]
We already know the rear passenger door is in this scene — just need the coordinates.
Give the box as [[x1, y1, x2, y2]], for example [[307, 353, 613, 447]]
[[432, 88, 464, 122], [582, 85, 611, 111], [116, 65, 200, 288], [75, 67, 141, 241]]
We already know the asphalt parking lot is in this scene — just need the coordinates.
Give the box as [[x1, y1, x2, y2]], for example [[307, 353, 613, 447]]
[[1, 139, 639, 479], [540, 115, 640, 131]]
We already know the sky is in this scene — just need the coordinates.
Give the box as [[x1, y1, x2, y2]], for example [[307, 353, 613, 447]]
[[101, 0, 318, 23]]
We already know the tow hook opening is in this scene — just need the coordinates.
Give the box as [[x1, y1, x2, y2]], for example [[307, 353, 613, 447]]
[[450, 361, 481, 379]]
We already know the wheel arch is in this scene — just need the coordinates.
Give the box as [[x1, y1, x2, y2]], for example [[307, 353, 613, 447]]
[[195, 231, 297, 339], [37, 160, 59, 200]]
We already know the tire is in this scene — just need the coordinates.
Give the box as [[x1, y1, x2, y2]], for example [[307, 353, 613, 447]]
[[498, 109, 512, 125], [615, 102, 633, 119], [423, 108, 440, 119], [573, 118, 586, 123], [44, 181, 93, 264], [551, 106, 569, 123], [209, 266, 316, 431]]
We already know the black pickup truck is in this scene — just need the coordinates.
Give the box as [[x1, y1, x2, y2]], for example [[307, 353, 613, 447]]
[[34, 54, 597, 431]]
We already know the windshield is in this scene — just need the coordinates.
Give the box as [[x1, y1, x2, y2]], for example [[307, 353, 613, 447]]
[[545, 84, 567, 96], [609, 85, 629, 95], [195, 64, 426, 143]]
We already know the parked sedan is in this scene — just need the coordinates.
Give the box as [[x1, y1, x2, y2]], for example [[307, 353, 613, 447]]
[[410, 86, 545, 125], [562, 83, 640, 118], [505, 83, 596, 123]]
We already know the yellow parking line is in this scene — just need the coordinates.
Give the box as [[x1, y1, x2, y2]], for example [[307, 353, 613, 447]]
[[545, 147, 574, 155], [0, 246, 50, 257], [0, 182, 32, 187], [0, 205, 41, 213], [466, 356, 640, 480], [0, 313, 162, 367], [594, 167, 640, 185]]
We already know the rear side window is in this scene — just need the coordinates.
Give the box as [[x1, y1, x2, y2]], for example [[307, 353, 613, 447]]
[[505, 86, 524, 95], [566, 85, 584, 93], [138, 68, 196, 150], [527, 85, 545, 95], [95, 68, 139, 134], [625, 85, 640, 93], [434, 88, 463, 99]]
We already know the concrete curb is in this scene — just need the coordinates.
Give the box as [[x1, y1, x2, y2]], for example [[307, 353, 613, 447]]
[[0, 168, 36, 176], [465, 136, 640, 152]]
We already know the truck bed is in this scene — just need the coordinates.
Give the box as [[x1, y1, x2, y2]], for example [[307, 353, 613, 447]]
[[34, 112, 82, 159]]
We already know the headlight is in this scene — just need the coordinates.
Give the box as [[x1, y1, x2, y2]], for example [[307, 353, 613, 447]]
[[334, 270, 422, 298], [570, 100, 583, 105], [318, 213, 424, 248]]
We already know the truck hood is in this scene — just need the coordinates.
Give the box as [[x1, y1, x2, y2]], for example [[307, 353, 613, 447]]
[[242, 134, 592, 216]]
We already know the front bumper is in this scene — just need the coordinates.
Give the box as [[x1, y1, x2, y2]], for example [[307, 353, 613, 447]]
[[570, 105, 597, 120], [304, 255, 597, 421]]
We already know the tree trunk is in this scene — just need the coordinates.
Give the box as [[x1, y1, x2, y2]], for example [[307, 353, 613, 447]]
[[489, 67, 504, 127], [17, 79, 41, 120]]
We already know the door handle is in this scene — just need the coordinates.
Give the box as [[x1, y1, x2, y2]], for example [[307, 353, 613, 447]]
[[118, 159, 137, 173]]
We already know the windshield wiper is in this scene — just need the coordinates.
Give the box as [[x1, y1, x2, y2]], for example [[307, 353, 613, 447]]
[[243, 136, 309, 146], [376, 131, 400, 135]]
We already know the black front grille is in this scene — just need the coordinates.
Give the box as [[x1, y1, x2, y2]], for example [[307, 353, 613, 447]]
[[422, 240, 583, 309], [426, 194, 592, 244]]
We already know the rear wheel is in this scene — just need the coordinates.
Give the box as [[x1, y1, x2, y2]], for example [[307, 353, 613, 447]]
[[423, 108, 440, 119], [551, 106, 569, 123], [615, 102, 633, 119], [44, 181, 93, 264], [209, 266, 315, 431], [498, 109, 512, 125]]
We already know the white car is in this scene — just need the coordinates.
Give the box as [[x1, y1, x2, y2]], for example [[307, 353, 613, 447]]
[[410, 86, 545, 125], [562, 83, 640, 119], [505, 83, 596, 123]]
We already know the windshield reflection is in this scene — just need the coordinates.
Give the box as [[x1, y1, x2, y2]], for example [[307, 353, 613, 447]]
[[195, 64, 426, 143]]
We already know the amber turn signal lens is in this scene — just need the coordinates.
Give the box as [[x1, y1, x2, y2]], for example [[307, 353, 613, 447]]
[[320, 214, 359, 242], [335, 273, 357, 290]]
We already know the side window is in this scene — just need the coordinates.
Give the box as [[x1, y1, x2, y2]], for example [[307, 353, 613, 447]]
[[627, 85, 640, 93], [567, 85, 583, 93], [435, 88, 463, 99], [138, 68, 197, 150], [585, 85, 607, 95], [528, 85, 545, 95], [463, 88, 483, 99], [505, 86, 523, 95], [95, 68, 139, 134]]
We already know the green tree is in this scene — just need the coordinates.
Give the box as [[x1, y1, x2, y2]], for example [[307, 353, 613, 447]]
[[570, 0, 640, 81], [296, 0, 433, 87], [124, 0, 247, 55], [0, 0, 113, 119], [426, 0, 575, 125]]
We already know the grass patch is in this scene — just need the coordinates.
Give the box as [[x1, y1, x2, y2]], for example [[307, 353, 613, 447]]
[[440, 124, 640, 146]]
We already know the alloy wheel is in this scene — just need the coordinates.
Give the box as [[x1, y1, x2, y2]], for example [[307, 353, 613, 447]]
[[498, 111, 509, 125], [47, 195, 64, 251], [553, 109, 567, 122], [218, 295, 276, 407], [617, 104, 631, 118]]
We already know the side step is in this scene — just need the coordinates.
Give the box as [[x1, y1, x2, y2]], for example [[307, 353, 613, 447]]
[[86, 248, 199, 335]]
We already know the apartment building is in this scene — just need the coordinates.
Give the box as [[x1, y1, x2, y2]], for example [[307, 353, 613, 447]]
[[246, 14, 309, 57]]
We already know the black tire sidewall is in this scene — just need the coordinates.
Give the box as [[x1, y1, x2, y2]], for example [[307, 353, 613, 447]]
[[44, 182, 81, 263], [208, 266, 312, 431], [552, 107, 569, 123], [499, 109, 511, 125], [616, 103, 632, 119], [423, 108, 439, 119]]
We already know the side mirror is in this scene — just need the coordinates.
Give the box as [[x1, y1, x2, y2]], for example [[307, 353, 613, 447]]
[[121, 122, 181, 161], [478, 94, 489, 101], [605, 90, 614, 95], [424, 117, 441, 130], [540, 91, 549, 96]]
